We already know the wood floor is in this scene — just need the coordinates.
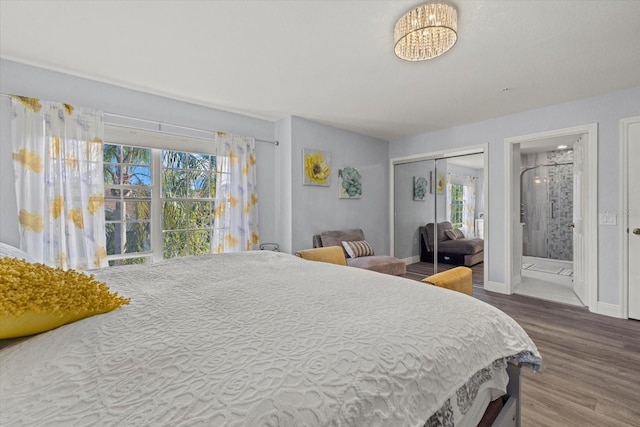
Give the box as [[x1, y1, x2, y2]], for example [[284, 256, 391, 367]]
[[403, 262, 640, 427]]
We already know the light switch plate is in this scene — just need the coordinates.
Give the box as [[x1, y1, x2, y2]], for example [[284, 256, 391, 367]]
[[599, 213, 617, 225]]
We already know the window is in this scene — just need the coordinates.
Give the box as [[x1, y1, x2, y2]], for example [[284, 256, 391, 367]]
[[161, 150, 218, 259], [104, 144, 152, 266], [449, 183, 464, 229], [104, 143, 223, 265]]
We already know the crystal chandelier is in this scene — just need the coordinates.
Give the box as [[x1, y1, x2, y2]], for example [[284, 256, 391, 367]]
[[394, 3, 458, 61]]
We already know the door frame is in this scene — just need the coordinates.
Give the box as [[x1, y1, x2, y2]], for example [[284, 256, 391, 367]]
[[619, 116, 640, 319], [389, 143, 489, 288], [504, 124, 598, 312]]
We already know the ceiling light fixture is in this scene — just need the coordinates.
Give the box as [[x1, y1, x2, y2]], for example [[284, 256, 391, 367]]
[[557, 144, 568, 149], [394, 3, 458, 61]]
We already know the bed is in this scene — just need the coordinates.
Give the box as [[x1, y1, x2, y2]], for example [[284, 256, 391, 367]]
[[0, 251, 540, 426]]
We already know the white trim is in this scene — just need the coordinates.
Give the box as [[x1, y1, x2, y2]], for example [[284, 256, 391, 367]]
[[503, 140, 517, 295], [586, 124, 598, 313], [504, 124, 598, 312], [619, 116, 640, 319], [389, 157, 396, 257], [151, 149, 163, 263], [391, 144, 486, 165], [482, 145, 489, 290], [597, 302, 624, 319], [389, 143, 489, 289], [485, 280, 509, 294], [105, 123, 218, 154]]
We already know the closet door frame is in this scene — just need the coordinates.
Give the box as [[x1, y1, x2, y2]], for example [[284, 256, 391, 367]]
[[390, 144, 488, 284]]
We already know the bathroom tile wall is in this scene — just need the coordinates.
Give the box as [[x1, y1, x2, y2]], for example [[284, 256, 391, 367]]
[[547, 149, 574, 261]]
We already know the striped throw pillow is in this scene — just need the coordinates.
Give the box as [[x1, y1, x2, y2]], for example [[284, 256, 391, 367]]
[[445, 228, 465, 240], [341, 240, 374, 258]]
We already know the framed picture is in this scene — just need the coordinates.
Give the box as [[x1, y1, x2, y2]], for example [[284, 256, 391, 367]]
[[413, 176, 428, 201], [436, 173, 446, 195], [338, 167, 362, 199], [303, 148, 331, 186]]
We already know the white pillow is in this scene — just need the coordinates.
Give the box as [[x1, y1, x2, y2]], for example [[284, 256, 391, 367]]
[[0, 242, 35, 263]]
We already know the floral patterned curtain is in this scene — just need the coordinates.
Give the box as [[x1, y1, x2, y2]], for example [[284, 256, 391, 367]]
[[212, 132, 259, 253], [463, 176, 476, 236], [11, 96, 107, 270]]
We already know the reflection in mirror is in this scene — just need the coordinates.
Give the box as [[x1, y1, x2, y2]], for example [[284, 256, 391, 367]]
[[393, 153, 485, 277], [393, 160, 435, 260]]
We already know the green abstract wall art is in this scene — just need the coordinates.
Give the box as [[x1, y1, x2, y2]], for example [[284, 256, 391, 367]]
[[338, 167, 362, 199]]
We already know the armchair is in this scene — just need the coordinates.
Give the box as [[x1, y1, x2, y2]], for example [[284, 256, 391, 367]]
[[419, 221, 484, 267], [312, 229, 406, 276]]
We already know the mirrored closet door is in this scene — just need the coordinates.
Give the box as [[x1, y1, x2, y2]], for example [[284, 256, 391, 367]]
[[393, 158, 436, 268], [393, 152, 485, 277]]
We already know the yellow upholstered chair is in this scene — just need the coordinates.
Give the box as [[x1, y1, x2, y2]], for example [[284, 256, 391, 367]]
[[421, 266, 473, 296], [294, 246, 347, 266]]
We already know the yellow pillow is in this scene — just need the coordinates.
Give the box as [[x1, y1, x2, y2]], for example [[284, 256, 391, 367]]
[[421, 266, 473, 296], [295, 246, 347, 266], [0, 257, 130, 339]]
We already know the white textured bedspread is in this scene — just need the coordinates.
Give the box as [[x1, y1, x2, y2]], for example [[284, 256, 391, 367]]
[[0, 251, 540, 426]]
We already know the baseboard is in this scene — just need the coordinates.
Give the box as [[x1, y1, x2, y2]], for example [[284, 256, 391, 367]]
[[596, 302, 624, 318], [401, 255, 420, 265], [485, 281, 510, 294]]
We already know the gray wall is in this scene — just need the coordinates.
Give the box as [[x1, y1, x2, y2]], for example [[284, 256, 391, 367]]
[[389, 86, 640, 305], [393, 160, 436, 259], [289, 117, 389, 254], [0, 59, 277, 247]]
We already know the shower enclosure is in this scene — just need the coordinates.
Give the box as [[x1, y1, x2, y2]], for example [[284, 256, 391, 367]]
[[520, 151, 574, 261]]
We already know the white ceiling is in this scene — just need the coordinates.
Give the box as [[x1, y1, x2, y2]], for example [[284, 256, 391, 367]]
[[1, 1, 639, 141]]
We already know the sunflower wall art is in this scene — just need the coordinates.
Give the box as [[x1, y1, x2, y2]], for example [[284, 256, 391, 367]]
[[436, 173, 446, 195], [338, 167, 362, 199], [303, 148, 331, 186]]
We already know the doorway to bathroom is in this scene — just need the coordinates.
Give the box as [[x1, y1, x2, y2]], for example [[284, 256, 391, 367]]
[[520, 139, 579, 305], [506, 125, 598, 310]]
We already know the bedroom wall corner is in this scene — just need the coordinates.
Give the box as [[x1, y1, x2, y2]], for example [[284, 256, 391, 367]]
[[289, 117, 390, 254], [274, 117, 293, 253]]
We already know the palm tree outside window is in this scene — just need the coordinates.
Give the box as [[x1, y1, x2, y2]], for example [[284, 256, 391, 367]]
[[104, 143, 226, 265]]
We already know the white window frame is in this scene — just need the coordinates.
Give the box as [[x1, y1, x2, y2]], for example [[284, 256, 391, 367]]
[[104, 124, 220, 264], [103, 145, 153, 265]]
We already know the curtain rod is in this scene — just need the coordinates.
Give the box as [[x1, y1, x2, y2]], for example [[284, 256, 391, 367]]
[[0, 93, 279, 146]]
